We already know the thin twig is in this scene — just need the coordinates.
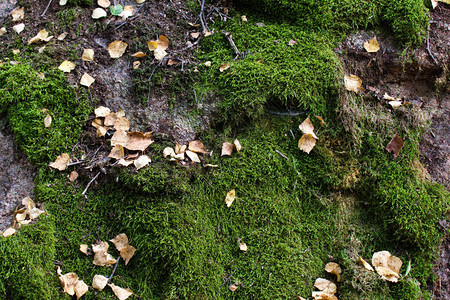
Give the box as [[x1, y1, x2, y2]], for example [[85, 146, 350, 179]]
[[214, 268, 238, 299], [222, 31, 242, 57], [275, 150, 288, 160], [67, 160, 84, 167], [81, 171, 101, 198], [108, 257, 121, 283], [41, 0, 53, 17], [427, 25, 438, 66], [198, 0, 210, 34]]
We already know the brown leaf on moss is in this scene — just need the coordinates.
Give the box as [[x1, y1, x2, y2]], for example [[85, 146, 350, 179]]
[[2, 227, 16, 237], [372, 250, 403, 282], [74, 280, 88, 299], [92, 274, 108, 291], [188, 140, 208, 154], [234, 139, 242, 152], [385, 134, 404, 159], [49, 153, 70, 171], [221, 142, 234, 156], [134, 155, 151, 170], [104, 112, 118, 127], [58, 271, 79, 296], [344, 74, 363, 93], [298, 134, 317, 154], [120, 245, 136, 265], [108, 145, 125, 159], [175, 144, 187, 154], [126, 132, 153, 151], [186, 150, 201, 163], [132, 51, 147, 58], [219, 63, 230, 72], [44, 113, 52, 128], [110, 233, 129, 251], [58, 61, 76, 72], [225, 189, 236, 207], [324, 262, 342, 282], [108, 41, 128, 58], [108, 283, 133, 300], [95, 106, 111, 117], [11, 7, 24, 22], [229, 284, 238, 292], [80, 244, 89, 255], [82, 49, 95, 62], [239, 242, 247, 251], [80, 73, 95, 87], [359, 257, 374, 271], [314, 278, 337, 294]]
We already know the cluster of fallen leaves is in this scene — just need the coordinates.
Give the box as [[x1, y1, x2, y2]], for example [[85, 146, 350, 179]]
[[0, 196, 46, 238], [58, 233, 135, 299]]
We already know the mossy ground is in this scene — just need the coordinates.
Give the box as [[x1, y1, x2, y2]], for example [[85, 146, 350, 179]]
[[0, 0, 448, 299]]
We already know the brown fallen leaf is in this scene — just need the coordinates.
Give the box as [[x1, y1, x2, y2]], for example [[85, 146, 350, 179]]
[[92, 275, 108, 291], [120, 245, 136, 265], [108, 283, 133, 300], [234, 139, 242, 152], [93, 251, 117, 266], [163, 147, 175, 158], [344, 74, 362, 93], [126, 132, 153, 151], [82, 49, 95, 62], [94, 106, 110, 118], [134, 155, 151, 170], [11, 7, 24, 22], [108, 145, 125, 159], [49, 153, 70, 171], [225, 189, 235, 207], [147, 35, 169, 60], [288, 39, 297, 46], [57, 32, 68, 40], [133, 61, 141, 69], [13, 23, 25, 34], [58, 60, 76, 72], [239, 242, 247, 252], [359, 257, 375, 271], [120, 5, 134, 20], [80, 244, 89, 255], [28, 29, 49, 44], [97, 0, 111, 8], [221, 142, 234, 156], [92, 8, 107, 19], [58, 271, 79, 296], [324, 262, 342, 282], [219, 63, 230, 72], [229, 284, 238, 292], [2, 227, 16, 237], [364, 37, 380, 53], [385, 134, 404, 159], [114, 117, 130, 131], [118, 159, 134, 167], [190, 32, 200, 39], [372, 251, 403, 282], [314, 278, 337, 294], [111, 130, 130, 147], [175, 144, 187, 154], [132, 51, 147, 58], [299, 116, 318, 139], [108, 41, 128, 58], [74, 280, 88, 299], [186, 150, 201, 163], [188, 140, 208, 154], [69, 171, 79, 182], [298, 134, 317, 154], [44, 113, 52, 128], [0, 27, 7, 36], [110, 233, 129, 251], [315, 115, 325, 125], [312, 291, 338, 300], [80, 73, 95, 87], [104, 112, 118, 127]]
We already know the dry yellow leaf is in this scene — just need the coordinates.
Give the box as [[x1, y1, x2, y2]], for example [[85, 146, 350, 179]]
[[95, 106, 111, 117], [175, 144, 187, 154], [108, 145, 125, 159], [137, 0, 146, 3], [134, 155, 151, 170], [22, 196, 34, 210], [298, 134, 317, 154], [147, 35, 169, 60], [186, 150, 201, 163], [44, 113, 52, 128], [147, 41, 157, 50], [117, 108, 126, 118], [120, 245, 136, 265], [59, 272, 79, 296], [57, 32, 67, 40], [108, 283, 133, 300], [49, 153, 70, 171], [58, 60, 76, 72], [96, 126, 108, 137], [324, 262, 342, 282], [92, 8, 107, 19], [229, 284, 238, 292], [60, 0, 68, 5], [163, 147, 175, 158], [372, 251, 402, 282], [12, 49, 20, 54], [111, 130, 130, 147], [11, 7, 24, 22], [104, 112, 118, 126], [241, 15, 248, 22], [431, 0, 438, 8], [118, 159, 134, 167], [154, 49, 167, 60], [234, 139, 242, 152], [98, 0, 111, 8], [389, 100, 402, 109], [344, 74, 363, 93], [312, 291, 338, 300], [2, 227, 16, 237], [15, 211, 27, 222], [0, 27, 7, 36], [93, 251, 117, 266], [288, 39, 297, 46], [126, 131, 153, 151], [92, 241, 109, 254], [29, 207, 45, 219], [189, 140, 208, 154], [13, 23, 25, 34], [364, 37, 380, 53], [221, 142, 234, 156], [74, 280, 88, 299], [239, 242, 247, 251], [315, 115, 325, 125], [80, 73, 95, 87], [219, 63, 230, 72], [225, 189, 235, 207], [108, 41, 128, 58], [204, 61, 211, 67], [299, 116, 318, 139], [314, 278, 337, 294], [82, 49, 95, 61], [190, 32, 200, 39], [114, 117, 130, 131], [132, 51, 147, 58], [80, 244, 89, 255], [92, 275, 108, 291], [359, 257, 374, 271], [110, 233, 129, 251], [133, 61, 141, 69], [120, 5, 134, 20], [28, 29, 49, 44]]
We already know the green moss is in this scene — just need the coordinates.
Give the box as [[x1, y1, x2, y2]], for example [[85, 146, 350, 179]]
[[0, 63, 91, 164]]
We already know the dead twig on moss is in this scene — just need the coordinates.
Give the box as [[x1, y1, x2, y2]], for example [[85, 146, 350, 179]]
[[81, 171, 100, 198], [108, 257, 121, 283], [199, 0, 210, 34]]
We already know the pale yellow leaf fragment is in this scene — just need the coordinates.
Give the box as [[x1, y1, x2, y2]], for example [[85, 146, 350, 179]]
[[92, 275, 108, 291], [344, 74, 362, 93], [389, 101, 402, 109], [359, 257, 375, 271], [126, 132, 153, 151], [148, 35, 169, 60], [118, 159, 134, 167], [80, 73, 95, 87], [437, 0, 449, 5], [225, 189, 235, 207], [136, 0, 146, 3], [239, 242, 247, 252], [120, 5, 134, 20], [13, 23, 25, 34], [314, 278, 337, 294], [0, 27, 7, 36], [221, 142, 234, 156], [364, 37, 380, 53], [312, 291, 338, 300], [108, 283, 133, 300], [108, 41, 128, 58], [29, 207, 45, 219], [229, 284, 238, 292], [93, 252, 117, 266], [186, 150, 201, 163], [108, 145, 125, 159], [431, 0, 438, 8], [74, 280, 88, 299], [92, 241, 109, 253], [58, 60, 76, 72], [134, 155, 151, 170], [154, 49, 168, 61], [2, 227, 16, 237], [204, 164, 218, 168], [219, 63, 230, 72], [110, 233, 129, 251], [163, 147, 175, 158], [92, 8, 107, 19], [204, 61, 211, 67], [15, 211, 27, 222], [299, 116, 317, 138], [59, 272, 79, 296], [114, 117, 130, 131], [11, 7, 24, 22], [104, 112, 118, 126], [175, 144, 187, 154], [98, 0, 111, 8], [82, 49, 95, 62], [111, 130, 130, 147], [288, 39, 297, 46], [234, 139, 242, 152], [60, 0, 68, 5], [57, 32, 68, 40], [96, 126, 108, 137], [298, 134, 317, 154], [44, 113, 52, 127], [132, 51, 147, 58], [49, 153, 70, 171], [190, 32, 200, 39], [95, 106, 111, 117], [28, 29, 49, 44], [120, 245, 136, 265], [325, 262, 342, 282], [80, 244, 89, 255], [116, 108, 126, 118]]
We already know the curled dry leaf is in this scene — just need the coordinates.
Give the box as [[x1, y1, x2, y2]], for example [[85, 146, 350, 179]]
[[372, 251, 403, 282], [132, 51, 147, 58], [133, 61, 141, 69], [219, 63, 230, 72], [0, 27, 7, 36], [117, 108, 125, 118], [2, 227, 16, 237], [359, 257, 375, 271], [312, 291, 338, 300], [190, 32, 200, 39], [315, 115, 325, 125], [221, 142, 234, 156], [44, 113, 52, 128], [120, 6, 134, 20], [175, 144, 187, 154], [74, 280, 88, 299], [108, 145, 125, 159], [104, 112, 118, 126], [11, 7, 24, 22], [241, 15, 248, 22], [314, 278, 337, 294], [98, 0, 111, 8], [147, 35, 169, 60], [137, 0, 146, 3], [28, 29, 49, 44], [229, 284, 238, 292], [58, 60, 76, 72], [225, 189, 236, 207], [92, 275, 108, 291], [95, 106, 111, 117], [234, 139, 242, 152], [92, 7, 107, 19], [80, 244, 89, 255], [49, 153, 70, 171], [163, 147, 175, 158], [239, 242, 247, 252], [120, 245, 136, 265], [110, 233, 129, 251], [344, 74, 363, 93], [389, 100, 402, 109], [385, 134, 404, 160], [82, 49, 95, 62], [186, 150, 201, 163], [364, 37, 380, 53], [299, 116, 318, 139], [80, 73, 95, 87], [108, 283, 133, 300], [57, 32, 67, 40], [324, 262, 342, 282], [93, 251, 117, 266], [108, 41, 128, 58], [29, 207, 45, 219], [134, 155, 151, 170], [188, 140, 208, 154], [118, 159, 134, 167], [13, 23, 25, 34], [59, 271, 79, 296], [126, 132, 153, 151]]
